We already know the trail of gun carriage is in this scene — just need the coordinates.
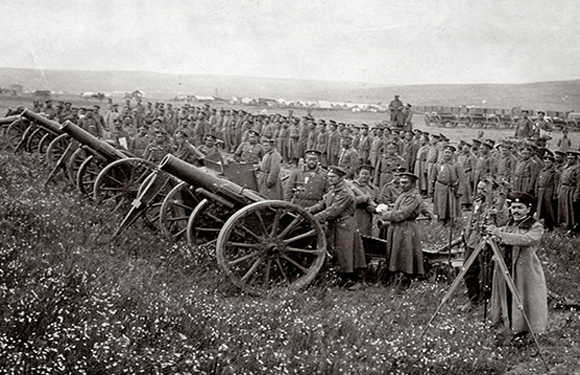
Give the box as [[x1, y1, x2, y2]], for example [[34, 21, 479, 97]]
[[1, 92, 579, 374]]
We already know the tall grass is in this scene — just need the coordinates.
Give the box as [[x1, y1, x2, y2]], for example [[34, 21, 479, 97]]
[[0, 152, 578, 374]]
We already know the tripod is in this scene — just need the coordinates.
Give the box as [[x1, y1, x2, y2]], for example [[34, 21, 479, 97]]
[[420, 234, 550, 373]]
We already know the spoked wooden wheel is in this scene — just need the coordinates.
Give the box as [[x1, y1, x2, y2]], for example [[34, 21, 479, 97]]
[[137, 172, 172, 232], [187, 199, 233, 248], [93, 158, 157, 214], [67, 148, 89, 184], [5, 119, 29, 151], [216, 200, 326, 296], [38, 132, 57, 155], [77, 155, 107, 197], [46, 134, 70, 166], [25, 127, 45, 153], [160, 182, 201, 241], [0, 124, 11, 151]]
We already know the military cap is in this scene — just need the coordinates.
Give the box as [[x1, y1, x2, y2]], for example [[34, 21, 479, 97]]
[[94, 105, 100, 109], [154, 129, 167, 135], [520, 144, 534, 152], [304, 149, 322, 157], [385, 141, 399, 148], [262, 138, 276, 143], [392, 166, 407, 174], [398, 172, 418, 182], [432, 134, 441, 139], [341, 134, 353, 141], [374, 123, 385, 129], [485, 139, 496, 146], [543, 153, 555, 161], [360, 123, 369, 129], [506, 191, 535, 208], [56, 104, 63, 108], [497, 141, 511, 149], [481, 140, 494, 149], [443, 145, 456, 152], [521, 110, 529, 114], [205, 133, 217, 140], [174, 130, 189, 138], [45, 100, 52, 103], [112, 103, 119, 107], [554, 150, 566, 156], [537, 111, 545, 115], [318, 119, 326, 123], [438, 133, 448, 140], [152, 118, 162, 123], [413, 129, 422, 135], [329, 119, 337, 124], [327, 166, 348, 177], [472, 139, 482, 145], [65, 102, 72, 105], [358, 164, 374, 173], [248, 130, 260, 137], [566, 151, 580, 157], [422, 132, 430, 136]]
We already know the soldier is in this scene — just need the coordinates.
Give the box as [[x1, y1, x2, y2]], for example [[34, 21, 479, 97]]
[[534, 111, 552, 140], [337, 134, 360, 179], [369, 124, 384, 168], [414, 133, 430, 196], [277, 118, 290, 164], [256, 138, 283, 200], [403, 103, 413, 131], [557, 127, 572, 152], [287, 119, 301, 167], [401, 130, 416, 173], [132, 125, 151, 158], [174, 131, 204, 166], [327, 120, 341, 166], [460, 177, 509, 312], [109, 118, 132, 151], [376, 141, 406, 190], [193, 111, 212, 146], [473, 140, 498, 189], [496, 141, 516, 187], [306, 119, 319, 151], [513, 145, 540, 196], [307, 166, 367, 289], [388, 95, 405, 128], [377, 172, 425, 284], [425, 134, 440, 196], [198, 134, 222, 162], [357, 124, 372, 165], [283, 149, 328, 208], [105, 104, 121, 129], [43, 100, 56, 120], [557, 151, 580, 232], [93, 105, 108, 135], [352, 164, 379, 236], [431, 145, 466, 225], [315, 120, 329, 167], [514, 110, 534, 138], [234, 130, 264, 164], [78, 109, 102, 138], [143, 131, 174, 164], [457, 140, 477, 208], [535, 151, 559, 231]]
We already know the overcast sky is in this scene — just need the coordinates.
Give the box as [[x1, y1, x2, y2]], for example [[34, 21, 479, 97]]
[[1, 0, 579, 85]]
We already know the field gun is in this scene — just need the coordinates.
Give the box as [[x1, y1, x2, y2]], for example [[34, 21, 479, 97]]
[[3, 110, 62, 153], [114, 154, 327, 296]]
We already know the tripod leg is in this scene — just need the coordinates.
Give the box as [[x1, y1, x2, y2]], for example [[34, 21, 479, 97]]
[[420, 239, 485, 338], [488, 240, 550, 373]]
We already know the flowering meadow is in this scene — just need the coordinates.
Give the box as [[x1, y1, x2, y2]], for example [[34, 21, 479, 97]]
[[0, 152, 579, 374]]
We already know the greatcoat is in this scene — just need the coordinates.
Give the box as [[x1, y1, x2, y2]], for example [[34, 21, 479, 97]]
[[257, 148, 283, 200]]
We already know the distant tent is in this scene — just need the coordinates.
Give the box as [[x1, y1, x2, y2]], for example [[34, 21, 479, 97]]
[[317, 100, 332, 109]]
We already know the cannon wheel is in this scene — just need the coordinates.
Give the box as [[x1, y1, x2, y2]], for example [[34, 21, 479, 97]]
[[216, 200, 327, 296], [67, 148, 89, 184], [26, 127, 46, 153], [0, 124, 11, 151], [38, 132, 57, 154], [136, 172, 173, 232], [77, 155, 107, 197], [46, 134, 70, 166], [186, 199, 234, 248], [160, 182, 201, 242], [93, 158, 157, 213], [5, 120, 28, 151]]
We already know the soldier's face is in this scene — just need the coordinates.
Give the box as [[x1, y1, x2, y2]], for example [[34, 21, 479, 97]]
[[476, 181, 490, 196], [520, 149, 531, 159], [386, 144, 397, 154], [327, 173, 342, 186], [248, 134, 257, 144], [443, 149, 453, 159], [305, 155, 319, 169], [543, 158, 553, 168], [205, 138, 215, 147], [359, 169, 371, 183], [509, 202, 531, 221], [399, 178, 414, 192], [567, 156, 577, 165]]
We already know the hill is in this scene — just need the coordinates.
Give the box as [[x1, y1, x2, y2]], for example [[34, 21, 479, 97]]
[[1, 67, 579, 111]]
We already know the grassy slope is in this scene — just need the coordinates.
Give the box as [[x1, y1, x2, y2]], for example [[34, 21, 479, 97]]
[[0, 152, 578, 374]]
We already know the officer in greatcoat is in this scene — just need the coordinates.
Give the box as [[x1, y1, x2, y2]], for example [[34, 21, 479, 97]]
[[351, 165, 379, 236], [256, 138, 283, 200], [535, 151, 559, 231], [431, 145, 466, 225], [283, 149, 328, 208]]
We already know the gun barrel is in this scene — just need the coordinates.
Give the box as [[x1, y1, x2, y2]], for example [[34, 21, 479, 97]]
[[0, 115, 20, 125], [159, 154, 263, 205], [20, 109, 62, 134], [60, 120, 129, 161]]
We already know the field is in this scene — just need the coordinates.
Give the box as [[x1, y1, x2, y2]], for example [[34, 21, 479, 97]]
[[1, 98, 580, 374]]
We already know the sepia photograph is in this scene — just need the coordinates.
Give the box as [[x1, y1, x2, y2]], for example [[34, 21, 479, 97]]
[[0, 0, 579, 373]]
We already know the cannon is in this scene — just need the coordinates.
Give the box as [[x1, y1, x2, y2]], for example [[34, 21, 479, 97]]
[[4, 110, 63, 154], [432, 112, 460, 128], [0, 115, 21, 151], [114, 154, 326, 296]]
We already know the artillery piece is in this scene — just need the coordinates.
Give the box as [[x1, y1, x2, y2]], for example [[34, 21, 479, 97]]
[[114, 154, 327, 296]]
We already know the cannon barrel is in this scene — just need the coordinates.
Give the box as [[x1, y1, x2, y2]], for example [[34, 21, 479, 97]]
[[159, 154, 264, 205], [0, 115, 20, 125], [60, 120, 131, 161], [20, 109, 62, 134]]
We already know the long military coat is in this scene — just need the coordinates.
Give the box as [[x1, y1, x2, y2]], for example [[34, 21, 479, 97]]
[[375, 153, 406, 189], [431, 160, 466, 221], [338, 147, 360, 179], [352, 179, 379, 236], [513, 158, 539, 196], [557, 163, 579, 228], [311, 182, 366, 273], [535, 166, 559, 226], [381, 188, 425, 276], [257, 148, 283, 200], [490, 218, 548, 335], [414, 144, 429, 191]]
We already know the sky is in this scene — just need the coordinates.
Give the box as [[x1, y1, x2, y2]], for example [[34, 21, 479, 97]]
[[1, 0, 579, 85]]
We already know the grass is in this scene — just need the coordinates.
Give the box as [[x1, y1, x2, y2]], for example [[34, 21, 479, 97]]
[[0, 153, 579, 374]]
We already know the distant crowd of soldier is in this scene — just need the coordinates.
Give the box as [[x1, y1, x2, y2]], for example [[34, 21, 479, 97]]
[[27, 97, 574, 289]]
